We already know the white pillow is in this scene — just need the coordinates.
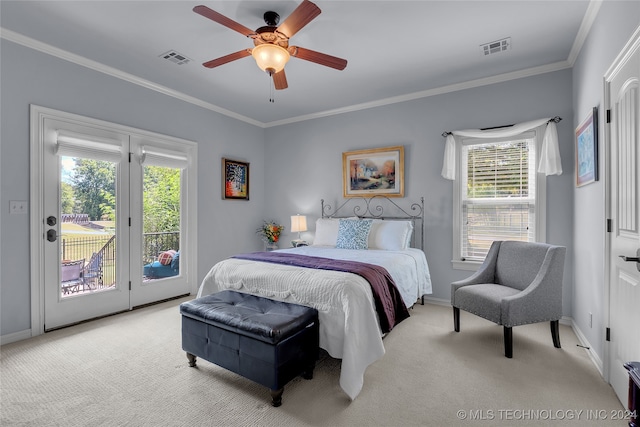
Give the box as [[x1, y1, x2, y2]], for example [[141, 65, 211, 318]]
[[312, 218, 340, 246], [368, 220, 413, 251]]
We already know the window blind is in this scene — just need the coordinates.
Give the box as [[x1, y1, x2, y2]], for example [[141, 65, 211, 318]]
[[461, 138, 536, 260], [56, 130, 123, 162], [140, 146, 189, 169]]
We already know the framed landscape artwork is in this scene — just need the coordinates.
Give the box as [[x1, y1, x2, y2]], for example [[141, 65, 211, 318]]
[[342, 145, 404, 198], [222, 158, 249, 200], [575, 107, 598, 187]]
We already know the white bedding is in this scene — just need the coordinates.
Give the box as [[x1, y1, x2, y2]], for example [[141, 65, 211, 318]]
[[197, 246, 432, 400]]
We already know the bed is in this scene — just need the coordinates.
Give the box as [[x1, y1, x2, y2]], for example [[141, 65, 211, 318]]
[[198, 197, 432, 400]]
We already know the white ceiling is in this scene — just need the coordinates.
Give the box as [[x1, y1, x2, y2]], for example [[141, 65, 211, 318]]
[[1, 1, 593, 127]]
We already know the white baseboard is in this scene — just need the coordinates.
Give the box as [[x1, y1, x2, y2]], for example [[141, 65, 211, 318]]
[[568, 317, 604, 376], [1, 329, 32, 346]]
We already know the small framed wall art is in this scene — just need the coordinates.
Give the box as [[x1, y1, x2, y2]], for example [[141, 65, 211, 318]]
[[575, 107, 598, 187], [342, 145, 404, 198], [222, 158, 249, 200]]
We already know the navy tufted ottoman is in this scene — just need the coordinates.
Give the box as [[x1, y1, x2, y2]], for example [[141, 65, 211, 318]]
[[180, 290, 319, 406]]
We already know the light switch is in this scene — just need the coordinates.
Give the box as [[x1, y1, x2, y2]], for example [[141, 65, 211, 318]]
[[10, 201, 28, 214]]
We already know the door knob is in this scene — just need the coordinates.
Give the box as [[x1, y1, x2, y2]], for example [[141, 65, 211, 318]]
[[46, 216, 57, 226], [46, 229, 57, 242]]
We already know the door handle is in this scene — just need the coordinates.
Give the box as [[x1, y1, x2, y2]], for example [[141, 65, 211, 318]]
[[619, 249, 640, 272], [46, 229, 57, 242]]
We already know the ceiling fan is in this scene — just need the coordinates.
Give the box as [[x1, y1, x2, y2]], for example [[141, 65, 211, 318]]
[[193, 0, 347, 90]]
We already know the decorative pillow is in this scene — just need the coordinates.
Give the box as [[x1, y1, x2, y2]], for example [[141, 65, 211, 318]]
[[312, 218, 340, 246], [336, 219, 373, 250], [158, 250, 176, 266], [368, 220, 413, 251]]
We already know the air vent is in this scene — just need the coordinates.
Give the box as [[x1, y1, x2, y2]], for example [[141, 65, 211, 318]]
[[159, 50, 191, 65], [480, 38, 511, 56]]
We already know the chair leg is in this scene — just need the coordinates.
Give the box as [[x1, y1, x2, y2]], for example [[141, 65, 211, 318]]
[[504, 326, 513, 358], [550, 320, 561, 348], [453, 307, 460, 332]]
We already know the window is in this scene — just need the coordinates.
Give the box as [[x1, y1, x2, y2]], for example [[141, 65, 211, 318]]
[[453, 131, 546, 269]]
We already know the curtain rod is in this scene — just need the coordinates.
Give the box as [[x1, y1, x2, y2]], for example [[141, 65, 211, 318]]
[[441, 116, 562, 137]]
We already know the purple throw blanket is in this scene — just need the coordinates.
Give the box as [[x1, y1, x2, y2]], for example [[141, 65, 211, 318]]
[[232, 252, 410, 333]]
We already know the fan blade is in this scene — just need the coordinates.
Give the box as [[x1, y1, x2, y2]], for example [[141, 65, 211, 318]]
[[203, 49, 251, 68], [273, 70, 288, 90], [289, 46, 347, 70], [276, 0, 321, 39], [193, 5, 256, 37]]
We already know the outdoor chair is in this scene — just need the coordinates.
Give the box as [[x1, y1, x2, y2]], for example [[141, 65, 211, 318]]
[[451, 240, 566, 358], [83, 252, 104, 290], [61, 259, 85, 295]]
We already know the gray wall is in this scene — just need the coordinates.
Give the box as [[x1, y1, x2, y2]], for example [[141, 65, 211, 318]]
[[571, 1, 640, 361], [0, 40, 266, 336], [264, 70, 575, 308]]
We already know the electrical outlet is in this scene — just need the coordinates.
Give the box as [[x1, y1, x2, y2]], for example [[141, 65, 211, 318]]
[[9, 200, 28, 215]]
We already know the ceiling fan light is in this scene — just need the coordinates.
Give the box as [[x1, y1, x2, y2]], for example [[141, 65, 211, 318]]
[[252, 44, 290, 74]]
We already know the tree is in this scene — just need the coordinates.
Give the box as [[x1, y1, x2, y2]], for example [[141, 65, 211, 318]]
[[71, 159, 115, 221], [143, 166, 181, 233], [60, 182, 75, 214]]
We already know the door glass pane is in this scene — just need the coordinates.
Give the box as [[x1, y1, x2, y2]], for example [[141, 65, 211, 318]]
[[59, 156, 117, 298], [142, 165, 181, 282]]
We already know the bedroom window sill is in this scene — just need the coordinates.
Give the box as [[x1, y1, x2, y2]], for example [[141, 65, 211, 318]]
[[451, 260, 482, 271]]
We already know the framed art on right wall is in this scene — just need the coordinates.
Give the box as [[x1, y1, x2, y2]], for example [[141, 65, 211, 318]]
[[575, 106, 599, 187]]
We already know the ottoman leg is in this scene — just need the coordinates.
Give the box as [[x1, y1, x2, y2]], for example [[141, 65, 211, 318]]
[[270, 388, 284, 407], [302, 363, 315, 380], [186, 352, 197, 367]]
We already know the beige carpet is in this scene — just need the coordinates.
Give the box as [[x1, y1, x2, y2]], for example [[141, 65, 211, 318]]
[[0, 297, 625, 426]]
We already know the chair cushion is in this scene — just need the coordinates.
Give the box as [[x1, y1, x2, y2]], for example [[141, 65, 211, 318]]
[[454, 284, 521, 325], [495, 241, 551, 291], [143, 261, 179, 278]]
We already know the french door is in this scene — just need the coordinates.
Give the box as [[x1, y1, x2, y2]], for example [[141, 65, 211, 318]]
[[31, 106, 197, 332], [604, 29, 640, 405]]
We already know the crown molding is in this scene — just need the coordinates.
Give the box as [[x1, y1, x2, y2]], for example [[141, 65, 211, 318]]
[[567, 0, 602, 66], [2, 24, 574, 129], [264, 61, 571, 128], [0, 27, 263, 128]]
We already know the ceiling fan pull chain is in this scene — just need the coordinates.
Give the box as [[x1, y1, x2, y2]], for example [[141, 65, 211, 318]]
[[269, 73, 275, 103]]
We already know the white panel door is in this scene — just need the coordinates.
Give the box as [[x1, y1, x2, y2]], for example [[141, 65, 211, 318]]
[[42, 117, 131, 330], [607, 32, 640, 405], [129, 136, 193, 307]]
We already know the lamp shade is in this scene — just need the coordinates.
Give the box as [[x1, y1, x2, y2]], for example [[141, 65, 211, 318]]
[[290, 215, 308, 233], [252, 44, 290, 74]]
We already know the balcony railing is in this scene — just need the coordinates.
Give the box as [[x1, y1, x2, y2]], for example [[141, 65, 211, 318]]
[[142, 232, 180, 264], [60, 231, 180, 285]]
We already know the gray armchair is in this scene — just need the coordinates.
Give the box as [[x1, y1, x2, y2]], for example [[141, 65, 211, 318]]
[[451, 241, 566, 358]]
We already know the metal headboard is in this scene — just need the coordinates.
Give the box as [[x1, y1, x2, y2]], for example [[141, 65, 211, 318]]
[[321, 196, 425, 250]]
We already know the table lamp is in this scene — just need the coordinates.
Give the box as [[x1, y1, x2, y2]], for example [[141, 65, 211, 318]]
[[290, 214, 308, 247]]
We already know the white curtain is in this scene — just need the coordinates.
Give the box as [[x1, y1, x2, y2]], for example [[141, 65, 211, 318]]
[[441, 117, 562, 180]]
